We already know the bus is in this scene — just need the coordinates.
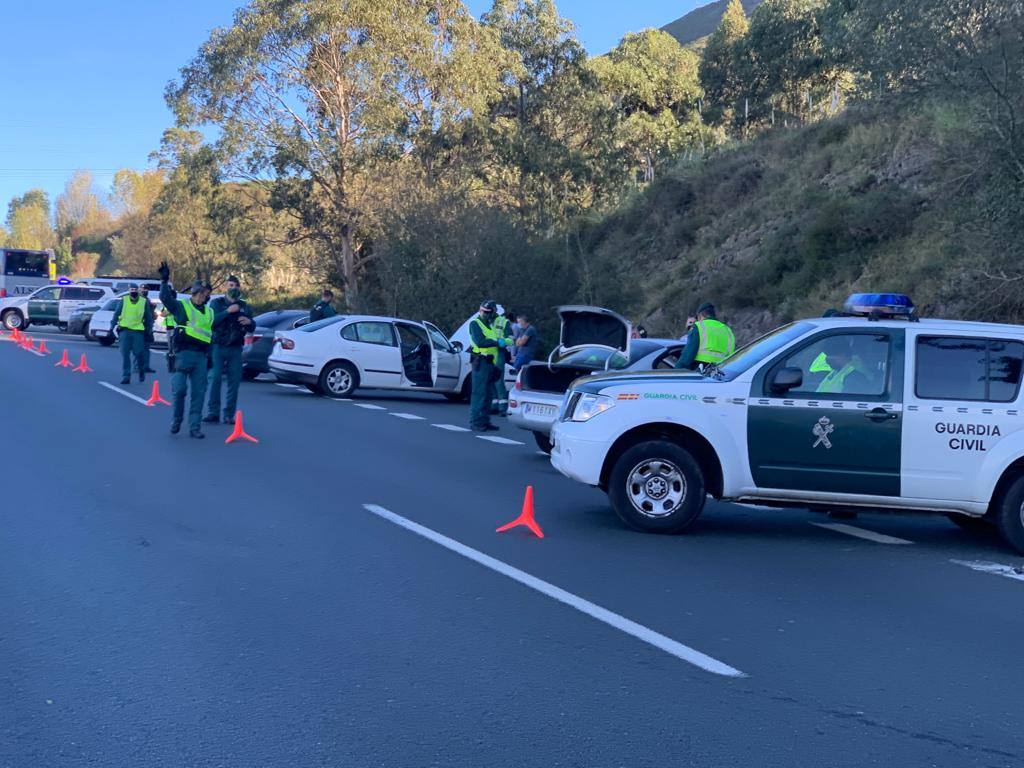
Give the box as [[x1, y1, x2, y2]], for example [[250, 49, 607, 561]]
[[0, 248, 56, 298]]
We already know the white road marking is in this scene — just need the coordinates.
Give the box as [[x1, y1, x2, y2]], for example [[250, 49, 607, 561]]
[[476, 435, 525, 446], [432, 424, 470, 432], [389, 412, 425, 420], [951, 559, 1024, 583], [98, 381, 152, 406], [274, 383, 312, 394], [353, 403, 386, 410], [811, 522, 913, 545], [361, 503, 745, 678]]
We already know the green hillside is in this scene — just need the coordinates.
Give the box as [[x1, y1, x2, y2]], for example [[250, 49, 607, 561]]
[[661, 0, 763, 46]]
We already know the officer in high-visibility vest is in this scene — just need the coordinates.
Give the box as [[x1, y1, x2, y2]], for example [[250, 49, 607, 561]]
[[163, 309, 177, 373], [815, 337, 870, 394], [491, 305, 513, 416], [675, 302, 736, 371], [139, 285, 157, 375], [110, 283, 154, 385], [468, 299, 504, 432], [158, 261, 214, 439]]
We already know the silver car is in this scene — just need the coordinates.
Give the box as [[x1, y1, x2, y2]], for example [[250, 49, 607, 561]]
[[508, 306, 684, 452]]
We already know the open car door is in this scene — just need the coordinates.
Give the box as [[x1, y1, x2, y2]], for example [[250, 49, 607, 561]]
[[555, 306, 632, 366]]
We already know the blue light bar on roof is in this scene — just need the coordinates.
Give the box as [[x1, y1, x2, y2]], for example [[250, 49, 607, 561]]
[[843, 293, 915, 318]]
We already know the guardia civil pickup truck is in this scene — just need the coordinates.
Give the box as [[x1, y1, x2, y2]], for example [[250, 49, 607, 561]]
[[550, 294, 1024, 554]]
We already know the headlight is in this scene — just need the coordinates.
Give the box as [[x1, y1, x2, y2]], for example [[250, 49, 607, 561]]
[[571, 393, 615, 422]]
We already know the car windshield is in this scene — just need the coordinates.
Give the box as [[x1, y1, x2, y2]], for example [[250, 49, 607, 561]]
[[299, 316, 345, 333], [716, 322, 813, 378], [557, 340, 662, 370]]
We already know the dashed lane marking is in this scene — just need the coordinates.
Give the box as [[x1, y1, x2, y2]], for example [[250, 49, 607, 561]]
[[476, 435, 525, 446], [811, 522, 913, 545], [98, 381, 151, 406], [361, 503, 745, 678], [353, 403, 386, 410], [389, 412, 425, 420], [432, 424, 470, 432], [951, 559, 1024, 583]]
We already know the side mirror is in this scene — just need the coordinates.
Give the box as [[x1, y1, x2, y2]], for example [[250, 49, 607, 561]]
[[770, 367, 803, 394], [451, 341, 464, 353]]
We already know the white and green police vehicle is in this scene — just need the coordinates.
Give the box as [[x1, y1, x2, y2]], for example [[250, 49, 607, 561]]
[[0, 283, 116, 331], [550, 294, 1024, 553]]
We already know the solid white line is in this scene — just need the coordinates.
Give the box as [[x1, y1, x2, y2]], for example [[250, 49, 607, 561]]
[[361, 504, 745, 678], [98, 381, 151, 406], [811, 522, 913, 545], [389, 412, 425, 420], [951, 559, 1024, 583], [432, 423, 470, 432], [476, 435, 525, 446], [353, 403, 386, 410]]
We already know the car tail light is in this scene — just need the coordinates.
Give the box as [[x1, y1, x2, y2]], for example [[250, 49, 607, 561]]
[[244, 334, 262, 346], [280, 338, 295, 350], [0, 289, 6, 298], [509, 399, 518, 408]]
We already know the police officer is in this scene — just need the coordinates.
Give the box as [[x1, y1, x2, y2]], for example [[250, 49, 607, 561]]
[[163, 308, 177, 373], [204, 275, 254, 425], [158, 261, 214, 438], [469, 299, 504, 432], [139, 286, 157, 374], [491, 305, 513, 416], [111, 283, 154, 385], [309, 289, 337, 322], [675, 302, 736, 371]]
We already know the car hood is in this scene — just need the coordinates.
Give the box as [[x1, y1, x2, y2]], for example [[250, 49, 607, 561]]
[[0, 296, 28, 310], [557, 305, 631, 357]]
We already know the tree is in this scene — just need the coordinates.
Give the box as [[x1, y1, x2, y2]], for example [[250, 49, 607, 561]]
[[55, 171, 111, 239], [111, 169, 165, 217], [7, 189, 49, 225], [6, 204, 55, 250], [168, 0, 510, 309], [592, 29, 706, 181], [699, 0, 750, 126]]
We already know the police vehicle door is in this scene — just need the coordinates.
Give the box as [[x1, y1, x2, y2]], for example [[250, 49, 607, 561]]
[[901, 331, 1024, 502], [27, 286, 61, 325], [747, 329, 905, 497]]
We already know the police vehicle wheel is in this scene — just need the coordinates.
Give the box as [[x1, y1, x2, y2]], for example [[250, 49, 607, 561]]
[[609, 441, 705, 533], [995, 474, 1024, 554], [2, 310, 23, 331], [319, 361, 358, 398], [533, 431, 553, 454]]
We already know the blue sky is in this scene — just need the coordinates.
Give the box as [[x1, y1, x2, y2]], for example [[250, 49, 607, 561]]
[[0, 0, 704, 214]]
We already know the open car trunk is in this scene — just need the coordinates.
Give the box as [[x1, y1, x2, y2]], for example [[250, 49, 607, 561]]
[[557, 305, 631, 356], [519, 364, 595, 394]]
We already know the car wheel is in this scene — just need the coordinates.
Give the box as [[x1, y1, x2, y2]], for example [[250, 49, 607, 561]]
[[2, 310, 23, 330], [319, 361, 358, 398], [84, 329, 93, 341], [995, 474, 1024, 554], [98, 335, 115, 347], [242, 368, 259, 381], [608, 440, 705, 534], [533, 431, 553, 454]]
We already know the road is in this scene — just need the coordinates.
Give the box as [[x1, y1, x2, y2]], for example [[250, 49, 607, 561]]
[[2, 327, 1023, 767]]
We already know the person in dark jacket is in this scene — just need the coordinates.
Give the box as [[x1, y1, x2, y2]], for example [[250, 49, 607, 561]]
[[111, 284, 155, 385], [159, 263, 214, 438], [204, 275, 254, 424], [309, 289, 337, 322]]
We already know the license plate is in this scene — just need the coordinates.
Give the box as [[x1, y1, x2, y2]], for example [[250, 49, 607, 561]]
[[95, 330, 109, 336], [524, 403, 557, 417]]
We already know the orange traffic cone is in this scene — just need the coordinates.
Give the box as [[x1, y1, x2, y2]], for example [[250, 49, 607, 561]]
[[36, 339, 49, 354], [55, 349, 72, 368], [72, 353, 93, 373], [20, 335, 32, 350], [145, 380, 171, 406], [11, 328, 21, 343], [224, 410, 258, 444], [496, 486, 544, 538]]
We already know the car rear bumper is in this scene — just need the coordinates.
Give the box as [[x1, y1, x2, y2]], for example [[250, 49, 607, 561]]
[[508, 392, 563, 435], [269, 357, 319, 386]]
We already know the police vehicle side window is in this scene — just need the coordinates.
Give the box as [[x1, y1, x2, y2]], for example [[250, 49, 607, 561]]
[[773, 332, 890, 397], [62, 287, 87, 300], [915, 336, 1024, 403], [33, 286, 61, 301]]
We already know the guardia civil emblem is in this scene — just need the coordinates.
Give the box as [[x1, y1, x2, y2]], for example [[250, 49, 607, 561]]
[[812, 416, 834, 449]]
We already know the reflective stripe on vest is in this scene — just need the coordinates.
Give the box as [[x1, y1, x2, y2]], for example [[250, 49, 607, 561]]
[[816, 360, 863, 394], [118, 297, 146, 331], [470, 316, 499, 364], [181, 299, 213, 344], [694, 319, 735, 364]]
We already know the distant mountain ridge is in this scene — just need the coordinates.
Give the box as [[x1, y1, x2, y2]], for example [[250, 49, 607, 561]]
[[661, 0, 764, 46]]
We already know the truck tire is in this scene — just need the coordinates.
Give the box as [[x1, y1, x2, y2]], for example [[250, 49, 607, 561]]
[[533, 431, 553, 454], [608, 440, 706, 534], [995, 474, 1024, 554]]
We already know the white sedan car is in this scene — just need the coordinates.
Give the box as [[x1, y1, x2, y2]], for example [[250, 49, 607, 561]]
[[269, 314, 473, 399]]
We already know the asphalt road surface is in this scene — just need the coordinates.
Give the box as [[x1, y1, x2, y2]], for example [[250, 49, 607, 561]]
[[3, 328, 1024, 767]]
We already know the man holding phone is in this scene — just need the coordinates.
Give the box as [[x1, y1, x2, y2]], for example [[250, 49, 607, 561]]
[[204, 275, 254, 425]]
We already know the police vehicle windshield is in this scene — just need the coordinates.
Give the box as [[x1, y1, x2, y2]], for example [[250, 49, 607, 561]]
[[716, 322, 813, 379]]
